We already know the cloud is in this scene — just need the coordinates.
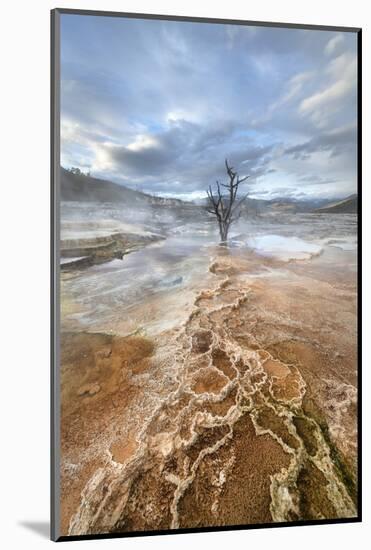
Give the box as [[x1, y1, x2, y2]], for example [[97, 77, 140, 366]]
[[60, 15, 358, 201], [88, 119, 277, 195], [299, 52, 357, 128], [298, 174, 338, 185], [99, 134, 176, 177], [265, 70, 314, 118], [325, 34, 345, 56], [284, 123, 356, 160], [299, 76, 353, 118], [281, 71, 314, 104]]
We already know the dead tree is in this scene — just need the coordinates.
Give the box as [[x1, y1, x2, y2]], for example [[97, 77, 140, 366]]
[[206, 159, 249, 244]]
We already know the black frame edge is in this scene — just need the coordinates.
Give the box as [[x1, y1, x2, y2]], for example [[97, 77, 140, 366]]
[[53, 7, 361, 33], [356, 27, 362, 523], [55, 517, 361, 543], [51, 7, 61, 543], [50, 8, 55, 542]]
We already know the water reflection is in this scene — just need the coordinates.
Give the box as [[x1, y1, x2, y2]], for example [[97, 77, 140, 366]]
[[61, 209, 357, 334]]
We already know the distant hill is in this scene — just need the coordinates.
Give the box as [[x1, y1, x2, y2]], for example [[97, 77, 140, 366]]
[[197, 195, 332, 214], [60, 167, 184, 207], [60, 168, 357, 215], [314, 195, 357, 214]]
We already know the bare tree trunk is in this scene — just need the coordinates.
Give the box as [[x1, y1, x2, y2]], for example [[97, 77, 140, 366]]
[[220, 222, 229, 244], [206, 159, 249, 245]]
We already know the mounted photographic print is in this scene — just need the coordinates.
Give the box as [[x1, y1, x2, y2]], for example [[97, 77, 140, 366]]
[[51, 8, 361, 541]]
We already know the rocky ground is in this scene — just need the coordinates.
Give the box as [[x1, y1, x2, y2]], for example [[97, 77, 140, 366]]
[[60, 243, 358, 536], [60, 220, 165, 270]]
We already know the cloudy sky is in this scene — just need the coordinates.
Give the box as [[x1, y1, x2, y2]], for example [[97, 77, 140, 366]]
[[60, 14, 358, 201]]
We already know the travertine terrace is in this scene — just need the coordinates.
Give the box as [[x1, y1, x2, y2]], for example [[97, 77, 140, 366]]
[[60, 216, 357, 535]]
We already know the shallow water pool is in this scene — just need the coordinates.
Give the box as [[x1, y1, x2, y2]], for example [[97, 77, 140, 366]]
[[246, 234, 322, 261]]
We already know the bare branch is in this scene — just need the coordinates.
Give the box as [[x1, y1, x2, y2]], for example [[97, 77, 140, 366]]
[[225, 158, 236, 177], [231, 192, 249, 215], [207, 158, 251, 244]]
